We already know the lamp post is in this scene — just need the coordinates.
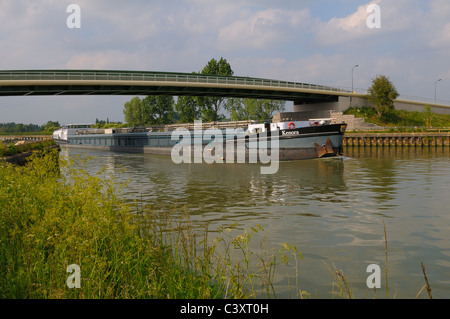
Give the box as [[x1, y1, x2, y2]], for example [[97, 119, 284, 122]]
[[435, 78, 442, 101], [350, 65, 359, 108]]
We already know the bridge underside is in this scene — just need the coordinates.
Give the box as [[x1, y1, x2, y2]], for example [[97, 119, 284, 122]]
[[0, 83, 338, 103]]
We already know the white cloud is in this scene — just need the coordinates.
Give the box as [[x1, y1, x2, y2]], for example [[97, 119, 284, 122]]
[[217, 8, 314, 50], [314, 1, 373, 45], [313, 0, 427, 47], [1, 0, 450, 123]]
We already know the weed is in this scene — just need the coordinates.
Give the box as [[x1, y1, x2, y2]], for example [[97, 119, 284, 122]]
[[0, 152, 304, 299]]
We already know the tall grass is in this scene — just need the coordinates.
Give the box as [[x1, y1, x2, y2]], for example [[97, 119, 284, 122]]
[[0, 150, 302, 299]]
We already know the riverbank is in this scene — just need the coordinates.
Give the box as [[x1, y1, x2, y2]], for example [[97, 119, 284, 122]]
[[0, 152, 299, 299], [0, 139, 60, 165]]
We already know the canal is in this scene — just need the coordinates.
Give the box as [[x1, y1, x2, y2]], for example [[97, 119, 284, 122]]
[[61, 146, 450, 299]]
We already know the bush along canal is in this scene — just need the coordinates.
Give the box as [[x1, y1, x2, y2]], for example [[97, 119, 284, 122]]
[[0, 151, 302, 299]]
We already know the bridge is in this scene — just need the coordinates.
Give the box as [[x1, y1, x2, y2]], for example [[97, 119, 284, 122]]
[[0, 69, 351, 102], [0, 69, 449, 118]]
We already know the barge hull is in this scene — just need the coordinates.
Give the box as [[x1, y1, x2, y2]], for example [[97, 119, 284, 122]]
[[60, 123, 347, 161]]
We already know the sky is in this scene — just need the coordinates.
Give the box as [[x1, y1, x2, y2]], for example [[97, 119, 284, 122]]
[[0, 0, 449, 125]]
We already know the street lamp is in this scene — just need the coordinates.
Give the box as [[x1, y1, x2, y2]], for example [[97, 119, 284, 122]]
[[435, 79, 442, 101], [351, 65, 359, 108]]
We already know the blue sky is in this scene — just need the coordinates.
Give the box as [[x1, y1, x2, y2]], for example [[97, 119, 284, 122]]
[[0, 0, 449, 124]]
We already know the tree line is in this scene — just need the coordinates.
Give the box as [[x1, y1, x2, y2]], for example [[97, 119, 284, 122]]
[[0, 121, 60, 134], [123, 58, 286, 126]]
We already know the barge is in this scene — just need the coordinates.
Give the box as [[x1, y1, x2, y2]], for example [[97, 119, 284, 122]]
[[53, 120, 347, 161]]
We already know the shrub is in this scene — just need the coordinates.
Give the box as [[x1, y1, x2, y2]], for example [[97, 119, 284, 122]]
[[0, 153, 302, 299]]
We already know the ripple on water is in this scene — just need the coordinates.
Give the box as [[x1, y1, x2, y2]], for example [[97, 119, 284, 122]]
[[64, 147, 450, 298]]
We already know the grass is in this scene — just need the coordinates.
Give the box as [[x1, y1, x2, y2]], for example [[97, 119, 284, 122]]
[[0, 151, 302, 299]]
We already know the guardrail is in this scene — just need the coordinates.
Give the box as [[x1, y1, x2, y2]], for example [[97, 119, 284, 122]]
[[1, 70, 449, 106], [0, 70, 350, 93]]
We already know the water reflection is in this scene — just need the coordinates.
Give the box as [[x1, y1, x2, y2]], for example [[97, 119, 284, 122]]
[[60, 146, 450, 298], [344, 145, 450, 159]]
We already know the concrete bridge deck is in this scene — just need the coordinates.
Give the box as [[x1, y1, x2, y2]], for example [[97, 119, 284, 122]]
[[0, 70, 343, 103], [0, 70, 449, 110], [1, 70, 449, 123]]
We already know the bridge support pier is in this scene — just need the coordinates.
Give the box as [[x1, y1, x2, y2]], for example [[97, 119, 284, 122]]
[[291, 101, 341, 120], [291, 96, 372, 118], [274, 97, 345, 122], [274, 96, 369, 122]]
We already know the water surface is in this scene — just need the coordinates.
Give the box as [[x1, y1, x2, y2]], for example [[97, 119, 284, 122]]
[[62, 146, 450, 298]]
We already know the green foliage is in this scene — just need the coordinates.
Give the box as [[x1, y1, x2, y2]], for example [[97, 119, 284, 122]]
[[43, 121, 61, 132], [175, 96, 200, 123], [201, 57, 234, 77], [197, 57, 234, 121], [0, 140, 56, 157], [0, 153, 304, 299], [423, 105, 433, 117], [92, 122, 126, 129], [0, 122, 57, 134], [226, 98, 286, 121], [367, 75, 399, 120], [0, 142, 6, 156], [92, 118, 125, 129], [122, 57, 234, 123], [123, 57, 287, 123], [0, 153, 220, 298], [123, 96, 175, 126], [143, 95, 175, 125], [123, 96, 144, 126], [345, 106, 450, 128]]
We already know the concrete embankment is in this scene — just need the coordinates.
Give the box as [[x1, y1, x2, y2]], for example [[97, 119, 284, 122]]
[[343, 132, 450, 147]]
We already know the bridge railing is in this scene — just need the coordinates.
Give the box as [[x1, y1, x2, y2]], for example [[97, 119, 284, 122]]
[[0, 70, 350, 92], [1, 70, 450, 106]]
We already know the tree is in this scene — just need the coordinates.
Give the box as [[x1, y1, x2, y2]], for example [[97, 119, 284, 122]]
[[197, 57, 234, 121], [226, 98, 286, 121], [143, 95, 175, 124], [367, 75, 399, 118], [43, 121, 61, 132], [123, 95, 175, 125], [123, 96, 144, 126], [226, 98, 251, 121], [423, 104, 433, 128], [175, 96, 200, 123], [202, 57, 234, 76]]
